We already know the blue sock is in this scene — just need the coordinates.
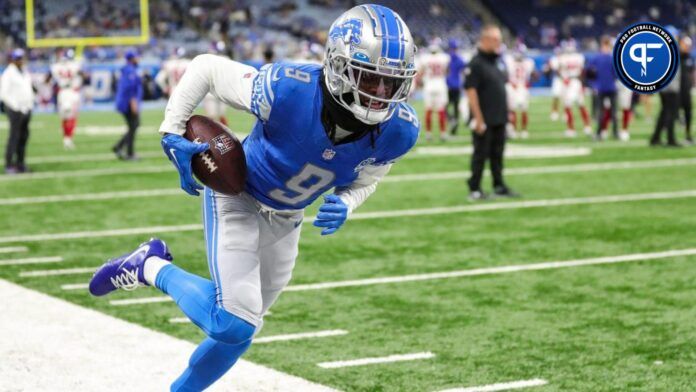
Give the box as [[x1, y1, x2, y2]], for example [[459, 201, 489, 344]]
[[170, 337, 252, 392], [154, 264, 255, 390]]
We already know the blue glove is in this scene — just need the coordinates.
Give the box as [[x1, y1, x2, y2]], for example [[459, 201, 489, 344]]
[[161, 133, 210, 196], [313, 194, 348, 236]]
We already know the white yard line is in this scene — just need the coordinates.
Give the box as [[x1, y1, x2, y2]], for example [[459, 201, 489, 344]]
[[66, 247, 696, 306], [0, 256, 62, 266], [0, 246, 28, 254], [318, 351, 435, 369], [61, 282, 89, 290], [26, 151, 162, 164], [19, 267, 95, 277], [110, 296, 173, 306], [4, 189, 696, 244], [347, 189, 696, 221], [383, 157, 696, 183], [0, 189, 183, 205], [0, 278, 338, 392], [0, 155, 693, 186], [437, 378, 549, 392], [169, 312, 271, 323], [255, 329, 348, 344], [169, 317, 191, 324], [410, 145, 591, 159], [0, 166, 172, 182], [284, 248, 696, 291], [0, 224, 202, 244]]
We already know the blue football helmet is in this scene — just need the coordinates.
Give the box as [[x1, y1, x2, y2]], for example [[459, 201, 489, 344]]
[[324, 4, 417, 124]]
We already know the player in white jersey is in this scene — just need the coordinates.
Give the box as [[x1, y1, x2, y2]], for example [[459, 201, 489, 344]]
[[505, 49, 537, 138], [417, 43, 450, 141], [616, 81, 634, 140], [556, 41, 591, 137], [203, 41, 230, 125], [155, 47, 191, 97], [545, 48, 562, 121], [49, 49, 83, 149]]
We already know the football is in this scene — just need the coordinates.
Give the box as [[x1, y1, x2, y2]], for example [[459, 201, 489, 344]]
[[184, 115, 247, 195]]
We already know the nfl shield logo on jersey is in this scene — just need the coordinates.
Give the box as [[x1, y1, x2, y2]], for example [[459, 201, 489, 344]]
[[322, 148, 336, 160]]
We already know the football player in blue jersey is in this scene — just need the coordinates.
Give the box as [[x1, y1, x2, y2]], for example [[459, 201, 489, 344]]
[[89, 4, 419, 390]]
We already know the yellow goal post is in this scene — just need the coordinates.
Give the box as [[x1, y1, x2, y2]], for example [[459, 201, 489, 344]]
[[25, 0, 150, 52]]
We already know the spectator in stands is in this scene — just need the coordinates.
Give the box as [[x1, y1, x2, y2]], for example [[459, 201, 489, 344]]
[[585, 35, 619, 140], [1, 49, 35, 174], [446, 39, 466, 135], [113, 50, 142, 160], [465, 25, 518, 201], [679, 35, 694, 144]]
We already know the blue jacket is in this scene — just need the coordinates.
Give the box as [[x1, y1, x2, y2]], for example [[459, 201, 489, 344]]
[[115, 63, 142, 113], [446, 51, 466, 90], [587, 53, 616, 94]]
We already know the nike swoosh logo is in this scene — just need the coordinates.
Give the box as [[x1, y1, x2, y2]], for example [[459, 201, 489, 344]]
[[169, 148, 180, 169], [271, 67, 282, 82], [119, 244, 150, 269]]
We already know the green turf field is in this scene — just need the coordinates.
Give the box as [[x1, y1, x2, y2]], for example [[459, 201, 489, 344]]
[[1, 96, 695, 391]]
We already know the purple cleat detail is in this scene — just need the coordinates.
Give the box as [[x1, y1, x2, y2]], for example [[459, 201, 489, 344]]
[[89, 238, 173, 296]]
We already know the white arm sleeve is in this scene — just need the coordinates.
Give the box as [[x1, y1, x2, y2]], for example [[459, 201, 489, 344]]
[[159, 54, 258, 135], [335, 164, 392, 213]]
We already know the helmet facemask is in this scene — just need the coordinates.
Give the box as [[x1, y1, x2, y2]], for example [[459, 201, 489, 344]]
[[327, 54, 415, 124]]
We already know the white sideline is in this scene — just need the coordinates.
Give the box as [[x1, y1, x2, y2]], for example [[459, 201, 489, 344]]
[[5, 189, 696, 244], [437, 378, 549, 392], [20, 267, 95, 277], [0, 256, 62, 266], [0, 278, 338, 392], [255, 329, 348, 344], [284, 248, 696, 291], [318, 351, 435, 369], [0, 165, 172, 182], [0, 246, 28, 254]]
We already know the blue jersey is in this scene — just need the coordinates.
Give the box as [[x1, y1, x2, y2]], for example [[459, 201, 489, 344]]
[[243, 62, 419, 210]]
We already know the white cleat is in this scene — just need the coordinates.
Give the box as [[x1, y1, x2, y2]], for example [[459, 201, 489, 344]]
[[564, 129, 577, 138], [550, 111, 559, 121], [599, 130, 609, 140], [520, 130, 529, 139], [583, 126, 593, 136], [619, 130, 630, 141], [63, 137, 75, 150]]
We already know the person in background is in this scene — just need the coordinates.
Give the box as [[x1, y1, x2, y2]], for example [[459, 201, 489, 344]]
[[465, 25, 518, 200], [585, 36, 620, 141], [679, 36, 694, 144], [113, 49, 143, 160], [650, 26, 683, 148], [446, 39, 466, 135], [1, 48, 35, 174]]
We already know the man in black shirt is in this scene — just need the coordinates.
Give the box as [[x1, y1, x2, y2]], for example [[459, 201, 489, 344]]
[[464, 25, 518, 200], [679, 36, 694, 144]]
